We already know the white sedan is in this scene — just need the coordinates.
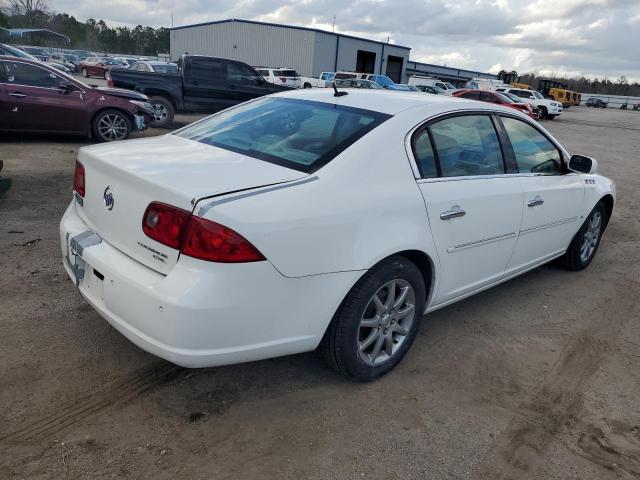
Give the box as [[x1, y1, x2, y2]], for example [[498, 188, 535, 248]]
[[60, 89, 615, 381]]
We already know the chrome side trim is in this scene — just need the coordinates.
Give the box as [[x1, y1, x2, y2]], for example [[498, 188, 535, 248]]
[[447, 231, 517, 253], [197, 176, 319, 217], [520, 217, 578, 235]]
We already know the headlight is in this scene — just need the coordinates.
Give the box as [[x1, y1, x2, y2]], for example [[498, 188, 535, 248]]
[[129, 100, 154, 113]]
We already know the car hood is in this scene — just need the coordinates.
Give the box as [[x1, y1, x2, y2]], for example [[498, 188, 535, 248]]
[[92, 86, 148, 101]]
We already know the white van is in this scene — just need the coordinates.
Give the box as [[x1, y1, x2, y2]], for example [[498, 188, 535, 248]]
[[407, 75, 457, 92]]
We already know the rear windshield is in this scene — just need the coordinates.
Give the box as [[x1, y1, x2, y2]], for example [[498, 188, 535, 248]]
[[274, 69, 298, 77], [153, 64, 178, 74], [174, 98, 391, 173], [334, 72, 357, 80]]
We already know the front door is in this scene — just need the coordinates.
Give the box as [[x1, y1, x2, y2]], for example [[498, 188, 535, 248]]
[[498, 116, 585, 272], [182, 57, 231, 111], [0, 60, 87, 133], [224, 62, 271, 103], [412, 114, 524, 305]]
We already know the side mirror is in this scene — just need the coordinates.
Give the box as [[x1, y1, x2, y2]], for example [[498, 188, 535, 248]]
[[58, 81, 77, 93], [568, 154, 598, 174]]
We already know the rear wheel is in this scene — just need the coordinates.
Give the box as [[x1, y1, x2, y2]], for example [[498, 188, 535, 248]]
[[303, 82, 312, 89], [321, 256, 426, 382], [149, 96, 175, 128], [559, 202, 606, 271], [92, 109, 131, 142]]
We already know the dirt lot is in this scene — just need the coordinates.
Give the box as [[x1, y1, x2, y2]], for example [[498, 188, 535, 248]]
[[1, 106, 639, 480]]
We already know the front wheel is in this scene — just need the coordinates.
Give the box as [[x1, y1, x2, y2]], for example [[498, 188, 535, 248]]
[[538, 106, 547, 119], [559, 202, 606, 271], [321, 256, 426, 381], [92, 109, 132, 142]]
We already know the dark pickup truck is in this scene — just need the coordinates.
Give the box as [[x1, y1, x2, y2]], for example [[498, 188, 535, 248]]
[[108, 55, 293, 127]]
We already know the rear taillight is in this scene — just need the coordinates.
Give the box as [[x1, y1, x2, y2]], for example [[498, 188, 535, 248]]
[[107, 77, 114, 87], [73, 161, 85, 197], [142, 202, 191, 249], [142, 202, 265, 263]]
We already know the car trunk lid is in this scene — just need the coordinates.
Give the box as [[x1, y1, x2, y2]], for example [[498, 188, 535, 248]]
[[76, 134, 306, 274]]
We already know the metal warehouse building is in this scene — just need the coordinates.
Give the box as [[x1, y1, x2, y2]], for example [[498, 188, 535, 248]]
[[406, 60, 497, 87], [170, 19, 411, 83]]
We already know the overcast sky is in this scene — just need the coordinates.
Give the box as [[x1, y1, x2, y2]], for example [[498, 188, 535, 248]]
[[50, 0, 640, 81]]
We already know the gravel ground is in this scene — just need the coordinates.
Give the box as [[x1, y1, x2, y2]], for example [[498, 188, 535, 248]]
[[0, 106, 639, 480]]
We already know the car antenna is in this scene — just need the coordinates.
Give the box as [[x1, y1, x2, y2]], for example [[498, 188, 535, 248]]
[[332, 82, 348, 97]]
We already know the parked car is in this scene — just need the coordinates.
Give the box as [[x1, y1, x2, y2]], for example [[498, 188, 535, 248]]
[[415, 85, 446, 95], [586, 97, 608, 108], [61, 89, 614, 380], [453, 89, 536, 118], [361, 74, 406, 90], [0, 56, 152, 142], [127, 61, 178, 74], [502, 91, 541, 118], [300, 71, 335, 88], [254, 67, 301, 88], [80, 57, 128, 78], [70, 50, 94, 61], [400, 84, 421, 92], [113, 56, 140, 67], [48, 52, 81, 73], [49, 62, 72, 74], [496, 87, 563, 119], [108, 55, 293, 127], [18, 46, 49, 61], [408, 76, 457, 93], [333, 79, 383, 89], [0, 43, 38, 59]]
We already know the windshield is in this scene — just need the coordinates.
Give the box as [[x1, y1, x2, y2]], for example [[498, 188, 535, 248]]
[[153, 63, 178, 74], [444, 82, 456, 90], [496, 92, 516, 104], [374, 75, 395, 87], [532, 91, 544, 99], [174, 98, 391, 173]]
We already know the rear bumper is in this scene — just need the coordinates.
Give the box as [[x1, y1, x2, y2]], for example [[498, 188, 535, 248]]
[[60, 201, 360, 367]]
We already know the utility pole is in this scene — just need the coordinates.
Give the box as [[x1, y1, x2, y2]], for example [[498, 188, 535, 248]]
[[171, 12, 174, 29], [332, 15, 336, 32]]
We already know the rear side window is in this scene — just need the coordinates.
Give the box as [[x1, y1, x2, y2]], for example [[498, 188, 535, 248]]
[[501, 117, 562, 174], [429, 115, 504, 177], [274, 70, 298, 77], [187, 58, 223, 84], [174, 98, 391, 173], [460, 91, 481, 100], [413, 130, 438, 178], [3, 61, 63, 88]]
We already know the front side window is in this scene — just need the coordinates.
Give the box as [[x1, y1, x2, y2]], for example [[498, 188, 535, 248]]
[[226, 63, 262, 84], [2, 61, 65, 88], [429, 115, 504, 177], [187, 58, 224, 84], [501, 117, 562, 174], [174, 98, 390, 173]]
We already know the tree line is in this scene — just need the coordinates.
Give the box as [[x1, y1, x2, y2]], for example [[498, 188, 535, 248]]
[[0, 0, 169, 56], [516, 72, 640, 98]]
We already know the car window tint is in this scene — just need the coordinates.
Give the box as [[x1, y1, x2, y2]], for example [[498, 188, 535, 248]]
[[413, 130, 438, 178], [501, 117, 562, 174], [3, 61, 63, 88], [461, 91, 481, 100], [174, 98, 390, 173], [227, 63, 261, 84], [257, 69, 269, 76], [430, 115, 505, 177], [187, 58, 223, 84]]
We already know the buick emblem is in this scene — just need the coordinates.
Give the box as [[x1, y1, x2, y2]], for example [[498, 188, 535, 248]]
[[103, 186, 115, 211]]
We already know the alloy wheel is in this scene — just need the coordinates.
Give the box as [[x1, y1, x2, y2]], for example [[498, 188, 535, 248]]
[[152, 103, 168, 123], [358, 279, 416, 366], [580, 210, 602, 263], [98, 114, 128, 141]]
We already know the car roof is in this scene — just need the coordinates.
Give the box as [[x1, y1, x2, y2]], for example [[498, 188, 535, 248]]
[[273, 88, 496, 115]]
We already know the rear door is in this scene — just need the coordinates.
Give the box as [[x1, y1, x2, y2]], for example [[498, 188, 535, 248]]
[[498, 115, 584, 272], [413, 113, 524, 305], [182, 57, 230, 111], [0, 60, 87, 133]]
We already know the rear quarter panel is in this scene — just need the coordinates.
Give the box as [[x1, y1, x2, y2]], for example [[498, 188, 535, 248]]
[[194, 112, 438, 279]]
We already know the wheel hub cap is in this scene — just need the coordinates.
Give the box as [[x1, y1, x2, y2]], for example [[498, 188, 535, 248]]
[[580, 210, 601, 263]]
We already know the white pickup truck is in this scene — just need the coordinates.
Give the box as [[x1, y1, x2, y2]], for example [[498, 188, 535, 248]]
[[496, 87, 564, 120], [300, 72, 335, 88]]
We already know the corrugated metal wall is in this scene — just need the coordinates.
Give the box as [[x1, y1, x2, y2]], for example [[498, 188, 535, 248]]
[[171, 21, 315, 76], [312, 31, 339, 77]]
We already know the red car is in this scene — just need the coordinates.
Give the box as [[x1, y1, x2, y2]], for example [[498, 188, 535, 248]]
[[79, 56, 128, 79], [0, 56, 152, 141], [453, 89, 536, 118]]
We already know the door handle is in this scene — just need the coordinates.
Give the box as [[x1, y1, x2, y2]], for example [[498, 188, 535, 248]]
[[527, 197, 544, 207], [440, 208, 466, 220], [9, 92, 26, 98]]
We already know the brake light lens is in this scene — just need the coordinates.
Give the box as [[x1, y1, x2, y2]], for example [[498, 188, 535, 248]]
[[182, 216, 265, 263], [73, 161, 85, 197], [141, 202, 265, 263], [107, 77, 113, 87], [142, 202, 191, 249]]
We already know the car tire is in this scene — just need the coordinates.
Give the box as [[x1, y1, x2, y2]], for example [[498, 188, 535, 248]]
[[321, 255, 426, 382], [538, 106, 548, 119], [92, 109, 132, 142], [547, 115, 557, 120], [148, 96, 175, 128], [559, 201, 606, 271], [82, 68, 88, 78], [303, 82, 312, 89]]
